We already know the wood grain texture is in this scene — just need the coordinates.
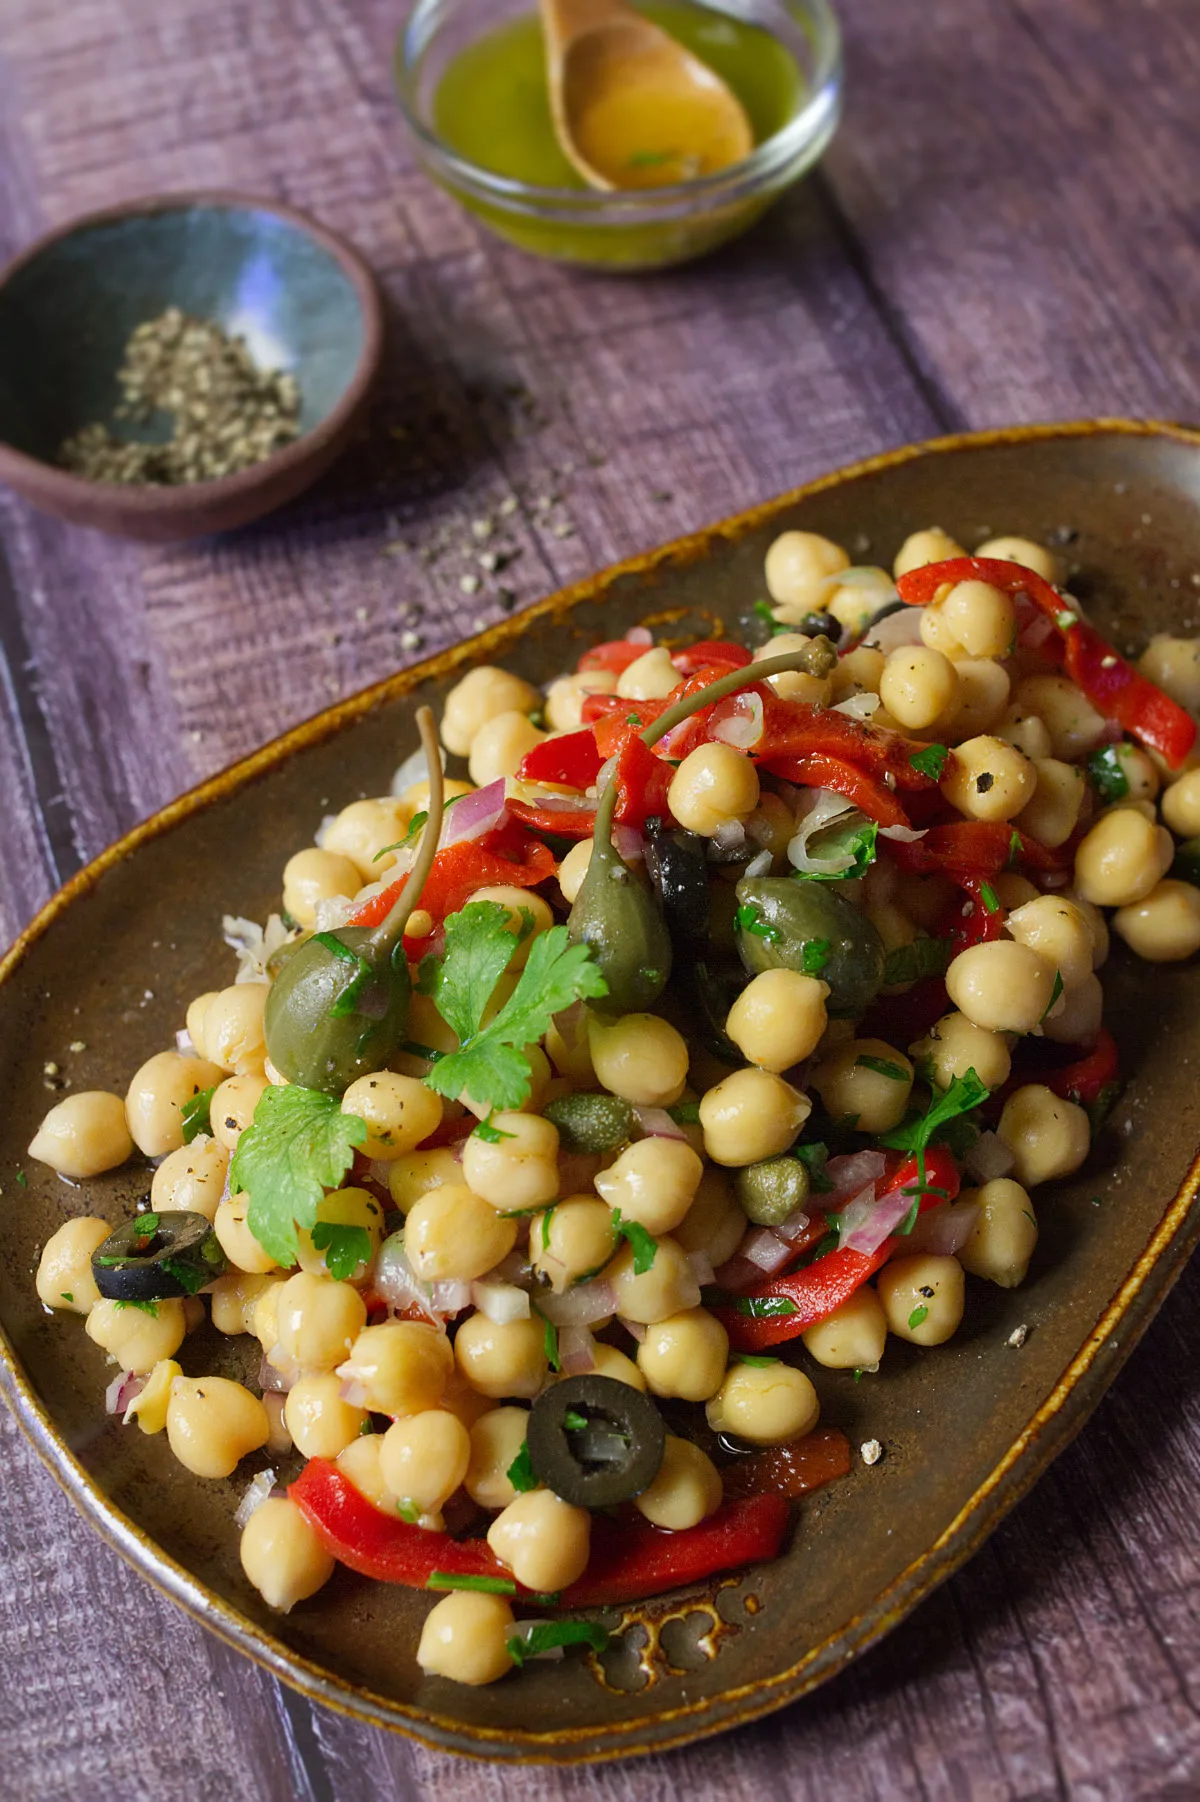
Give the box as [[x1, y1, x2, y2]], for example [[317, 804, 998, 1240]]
[[0, 0, 1197, 1793]]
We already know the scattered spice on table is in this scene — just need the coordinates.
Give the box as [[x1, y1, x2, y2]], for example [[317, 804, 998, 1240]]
[[58, 307, 301, 486]]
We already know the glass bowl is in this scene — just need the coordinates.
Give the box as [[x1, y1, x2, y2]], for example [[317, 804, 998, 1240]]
[[394, 0, 843, 272]]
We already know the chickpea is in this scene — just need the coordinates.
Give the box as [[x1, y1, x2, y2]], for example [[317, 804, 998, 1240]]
[[1073, 808, 1174, 908], [437, 1366, 494, 1432], [35, 1216, 110, 1313], [417, 1591, 515, 1686], [126, 1050, 228, 1158], [826, 569, 896, 638], [545, 669, 618, 733], [240, 1496, 335, 1613], [673, 1166, 747, 1269], [557, 838, 595, 906], [879, 646, 958, 731], [636, 1307, 728, 1401], [210, 1269, 276, 1337], [275, 1273, 368, 1373], [744, 791, 797, 859], [380, 1410, 471, 1514], [940, 580, 1017, 658], [587, 1343, 647, 1390], [321, 797, 411, 880], [531, 1196, 618, 1292], [589, 1012, 689, 1107], [488, 1488, 591, 1591], [441, 666, 540, 758], [699, 1068, 811, 1167], [811, 1039, 914, 1132], [1014, 757, 1087, 848], [945, 658, 1011, 737], [465, 1407, 531, 1509], [406, 1184, 519, 1284], [151, 1135, 229, 1223], [915, 598, 962, 658], [166, 1375, 268, 1478], [802, 1286, 888, 1370], [831, 644, 885, 701], [210, 1074, 268, 1153], [336, 1433, 399, 1513], [754, 633, 834, 707], [297, 1186, 385, 1278], [388, 1146, 461, 1216], [610, 1235, 700, 1325], [632, 1435, 722, 1530], [335, 1072, 441, 1163], [941, 736, 1036, 823], [724, 968, 828, 1072], [997, 1085, 1091, 1187], [461, 1113, 559, 1212], [125, 1357, 181, 1435], [468, 711, 546, 787], [339, 1320, 453, 1416], [282, 847, 361, 929], [996, 705, 1053, 761], [1138, 635, 1200, 713], [959, 1179, 1038, 1287], [668, 744, 760, 838], [214, 1192, 278, 1275], [1064, 890, 1111, 968], [616, 645, 679, 700], [893, 527, 965, 579], [395, 777, 475, 833], [284, 1372, 367, 1459], [910, 1011, 1011, 1093], [1005, 894, 1095, 986], [455, 1313, 547, 1399], [593, 1137, 703, 1235], [877, 1255, 965, 1346], [706, 1361, 820, 1444], [993, 873, 1040, 911], [28, 1091, 133, 1179], [87, 1297, 186, 1374], [200, 983, 269, 1078], [1013, 675, 1106, 760], [251, 1281, 286, 1356], [1113, 880, 1200, 962], [186, 992, 219, 1061], [764, 530, 850, 617], [1162, 769, 1200, 839], [974, 535, 1062, 585], [945, 940, 1057, 1034]]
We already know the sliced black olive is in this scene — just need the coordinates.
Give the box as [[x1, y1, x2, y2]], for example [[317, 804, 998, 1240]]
[[544, 1092, 635, 1154], [690, 956, 749, 1064], [526, 1374, 666, 1508], [91, 1209, 226, 1301], [799, 609, 840, 641]]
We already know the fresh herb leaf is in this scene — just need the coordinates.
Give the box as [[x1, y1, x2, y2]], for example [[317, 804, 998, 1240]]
[[795, 817, 878, 882], [161, 1256, 209, 1295], [60, 1292, 73, 1303], [313, 930, 361, 964], [801, 938, 831, 975], [1084, 1082, 1122, 1137], [426, 1572, 516, 1595], [541, 1313, 560, 1372], [793, 1141, 833, 1193], [1007, 829, 1023, 868], [475, 1112, 517, 1145], [1055, 608, 1077, 631], [979, 882, 1000, 914], [541, 1206, 556, 1252], [627, 148, 675, 167], [182, 1085, 217, 1144], [310, 1221, 373, 1281], [739, 1355, 780, 1367], [735, 1295, 799, 1319], [563, 1409, 589, 1432], [852, 1367, 864, 1382], [735, 902, 782, 943], [397, 1498, 421, 1524], [667, 1100, 701, 1126], [855, 1055, 909, 1080], [909, 744, 949, 780], [908, 1304, 929, 1330], [612, 1209, 657, 1274], [425, 916, 607, 1113], [883, 937, 950, 986], [229, 1085, 368, 1267], [400, 1039, 445, 1064], [1042, 970, 1064, 1020], [1086, 745, 1130, 803], [879, 1069, 989, 1200], [506, 1441, 537, 1493], [507, 1620, 610, 1666], [15, 1170, 26, 1188], [753, 598, 776, 625], [114, 1299, 159, 1316]]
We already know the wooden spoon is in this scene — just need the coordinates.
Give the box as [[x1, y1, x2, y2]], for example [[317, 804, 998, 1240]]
[[540, 0, 754, 192]]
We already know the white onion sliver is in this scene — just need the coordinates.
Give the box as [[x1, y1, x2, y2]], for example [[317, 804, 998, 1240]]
[[776, 1208, 812, 1244], [743, 848, 773, 878], [264, 1392, 292, 1455], [559, 1325, 597, 1376], [470, 1280, 531, 1325], [234, 1468, 278, 1530], [537, 1280, 617, 1327], [338, 1377, 370, 1409], [879, 823, 929, 843], [374, 1235, 438, 1320], [429, 1279, 472, 1316], [687, 1248, 716, 1287], [964, 1130, 1016, 1182], [632, 1105, 688, 1141], [175, 1026, 196, 1054], [862, 605, 923, 655], [261, 1350, 301, 1393], [626, 626, 653, 646], [832, 692, 882, 720], [106, 1371, 141, 1417], [738, 1230, 793, 1276], [711, 691, 764, 750], [831, 1183, 878, 1245], [710, 819, 747, 857]]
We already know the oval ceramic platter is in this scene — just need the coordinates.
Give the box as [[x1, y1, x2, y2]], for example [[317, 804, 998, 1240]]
[[3, 419, 1200, 1764]]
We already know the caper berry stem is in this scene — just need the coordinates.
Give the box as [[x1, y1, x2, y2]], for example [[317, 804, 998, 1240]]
[[639, 641, 837, 754], [366, 706, 445, 956]]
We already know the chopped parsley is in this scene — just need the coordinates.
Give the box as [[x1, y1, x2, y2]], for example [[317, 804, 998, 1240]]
[[627, 148, 676, 167], [1086, 745, 1130, 803], [507, 1620, 610, 1666], [310, 1221, 373, 1281], [397, 1498, 422, 1524], [735, 902, 781, 943], [181, 1084, 217, 1144], [541, 1206, 556, 1252], [114, 1299, 159, 1316], [1007, 829, 1023, 868], [908, 1304, 929, 1330], [793, 1140, 833, 1193], [426, 1573, 516, 1595], [475, 1113, 517, 1145], [541, 1313, 560, 1372], [563, 1409, 589, 1432], [60, 1292, 73, 1304], [505, 1441, 537, 1493], [801, 938, 832, 975], [795, 817, 877, 882], [879, 1069, 989, 1198], [612, 1209, 657, 1274], [856, 1055, 909, 1081], [979, 882, 1000, 914], [229, 1084, 367, 1267], [1042, 970, 1065, 1019], [739, 1355, 780, 1368], [735, 1295, 799, 1319], [909, 743, 949, 780], [667, 1100, 701, 1126]]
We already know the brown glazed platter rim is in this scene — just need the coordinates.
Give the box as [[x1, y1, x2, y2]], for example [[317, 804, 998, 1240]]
[[3, 416, 1200, 1762]]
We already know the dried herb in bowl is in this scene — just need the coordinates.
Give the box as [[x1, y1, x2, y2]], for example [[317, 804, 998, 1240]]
[[58, 307, 301, 486]]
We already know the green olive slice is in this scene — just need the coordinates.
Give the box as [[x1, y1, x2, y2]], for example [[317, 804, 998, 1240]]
[[91, 1209, 226, 1302], [526, 1374, 666, 1508]]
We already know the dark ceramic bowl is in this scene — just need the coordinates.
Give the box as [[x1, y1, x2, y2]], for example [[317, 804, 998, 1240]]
[[0, 193, 384, 540]]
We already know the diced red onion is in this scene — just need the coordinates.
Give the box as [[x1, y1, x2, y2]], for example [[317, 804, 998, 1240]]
[[537, 1279, 617, 1326], [842, 1185, 915, 1256], [775, 1207, 812, 1243], [710, 819, 747, 857], [559, 1325, 597, 1375], [612, 823, 645, 864], [264, 1392, 292, 1455], [831, 1183, 877, 1244], [440, 778, 507, 847], [470, 1280, 531, 1325], [105, 1371, 143, 1417], [632, 1106, 688, 1141], [374, 1235, 438, 1320], [908, 1201, 981, 1256], [710, 691, 764, 750], [738, 1229, 793, 1276], [429, 1279, 472, 1316], [488, 1249, 534, 1286], [625, 626, 653, 646], [963, 1131, 1015, 1182], [259, 1352, 298, 1394], [505, 777, 596, 816], [743, 848, 773, 878], [713, 1254, 765, 1293], [339, 1378, 369, 1409], [1020, 611, 1056, 650], [622, 1318, 647, 1342], [234, 1468, 278, 1530], [687, 1248, 716, 1286], [823, 1150, 887, 1206]]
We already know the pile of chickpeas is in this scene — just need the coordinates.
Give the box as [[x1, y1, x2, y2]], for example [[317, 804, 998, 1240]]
[[29, 518, 1200, 1686]]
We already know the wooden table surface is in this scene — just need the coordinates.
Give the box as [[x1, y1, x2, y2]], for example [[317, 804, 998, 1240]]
[[3, 0, 1200, 1795]]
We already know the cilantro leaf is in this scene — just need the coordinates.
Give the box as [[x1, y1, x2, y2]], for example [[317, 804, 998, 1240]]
[[506, 1441, 537, 1492], [1042, 969, 1064, 1020], [230, 1085, 368, 1267], [909, 744, 949, 780], [979, 882, 1000, 914], [802, 938, 832, 975], [310, 1221, 373, 1281], [883, 937, 950, 986], [427, 1572, 516, 1595], [563, 1409, 589, 1432], [425, 921, 607, 1113], [114, 1299, 159, 1316], [855, 1055, 909, 1081], [422, 902, 525, 1044], [612, 1209, 657, 1274], [541, 1313, 561, 1372], [475, 1113, 517, 1145], [908, 1304, 929, 1330], [507, 1620, 610, 1666], [735, 1295, 799, 1319], [793, 1140, 833, 1193], [735, 902, 781, 943], [181, 1085, 217, 1144], [879, 1070, 990, 1157], [739, 1355, 780, 1367]]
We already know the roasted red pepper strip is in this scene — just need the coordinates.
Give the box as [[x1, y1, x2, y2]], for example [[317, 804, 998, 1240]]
[[719, 1428, 852, 1502], [951, 877, 1006, 951], [1045, 1025, 1119, 1106], [518, 728, 603, 791], [670, 640, 752, 677], [761, 752, 911, 827], [752, 692, 944, 792], [897, 556, 1197, 770], [885, 820, 1064, 880], [348, 837, 555, 936], [290, 1460, 788, 1605]]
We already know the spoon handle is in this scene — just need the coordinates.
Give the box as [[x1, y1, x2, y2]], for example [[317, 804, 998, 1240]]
[[539, 0, 634, 55]]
